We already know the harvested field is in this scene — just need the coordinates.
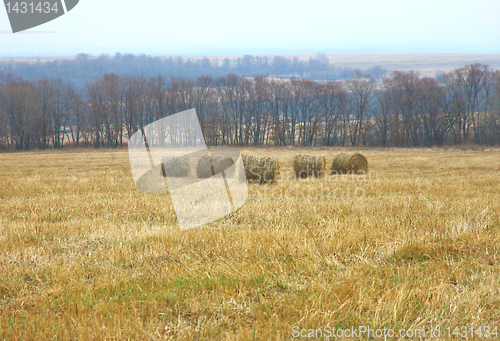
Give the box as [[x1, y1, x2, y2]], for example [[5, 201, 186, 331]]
[[0, 147, 499, 340]]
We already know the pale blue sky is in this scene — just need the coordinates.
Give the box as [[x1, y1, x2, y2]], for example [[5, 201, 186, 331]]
[[1, 0, 499, 56]]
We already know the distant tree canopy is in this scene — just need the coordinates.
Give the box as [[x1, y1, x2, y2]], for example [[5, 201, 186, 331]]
[[0, 63, 499, 151], [0, 53, 388, 90]]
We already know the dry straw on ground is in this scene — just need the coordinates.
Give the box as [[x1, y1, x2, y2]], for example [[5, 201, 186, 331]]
[[331, 152, 368, 175], [293, 154, 326, 178], [161, 155, 190, 177], [241, 155, 279, 184]]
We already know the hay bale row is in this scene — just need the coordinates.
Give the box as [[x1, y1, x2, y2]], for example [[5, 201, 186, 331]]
[[161, 155, 190, 177], [293, 154, 326, 178], [241, 155, 279, 184], [331, 152, 368, 175], [158, 152, 367, 184], [196, 154, 235, 178]]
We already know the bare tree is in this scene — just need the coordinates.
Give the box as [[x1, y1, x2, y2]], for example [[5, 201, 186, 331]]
[[215, 74, 246, 144], [483, 70, 500, 144], [417, 77, 447, 146], [462, 64, 490, 144], [372, 87, 393, 146], [317, 81, 342, 146], [67, 82, 86, 146], [383, 71, 421, 146], [348, 75, 374, 145], [249, 75, 270, 145]]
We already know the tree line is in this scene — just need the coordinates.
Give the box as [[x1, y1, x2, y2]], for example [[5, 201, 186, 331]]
[[0, 53, 385, 89], [0, 63, 499, 151]]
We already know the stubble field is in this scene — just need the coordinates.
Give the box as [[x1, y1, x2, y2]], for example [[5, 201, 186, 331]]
[[0, 147, 499, 340]]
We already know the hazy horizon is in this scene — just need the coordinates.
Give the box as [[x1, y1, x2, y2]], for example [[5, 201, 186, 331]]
[[2, 53, 499, 79]]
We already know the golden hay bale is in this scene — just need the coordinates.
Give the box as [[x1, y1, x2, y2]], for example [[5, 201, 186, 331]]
[[135, 166, 165, 193], [196, 154, 236, 178], [331, 152, 368, 175], [161, 155, 190, 177], [293, 154, 326, 178], [241, 155, 279, 184], [196, 154, 213, 178], [212, 155, 235, 177]]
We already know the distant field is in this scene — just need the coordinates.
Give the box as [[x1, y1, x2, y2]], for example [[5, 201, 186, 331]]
[[0, 56, 77, 63], [184, 53, 500, 76], [314, 53, 500, 76], [1, 147, 499, 339], [1, 53, 499, 77]]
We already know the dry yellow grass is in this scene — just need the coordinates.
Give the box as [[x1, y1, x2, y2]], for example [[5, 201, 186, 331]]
[[1, 147, 499, 340]]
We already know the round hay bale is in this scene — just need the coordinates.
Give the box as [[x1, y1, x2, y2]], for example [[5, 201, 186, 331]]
[[161, 155, 190, 177], [331, 152, 368, 175], [196, 154, 213, 178], [241, 155, 279, 184], [212, 155, 235, 177], [135, 165, 165, 193], [293, 154, 326, 178], [196, 154, 236, 178]]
